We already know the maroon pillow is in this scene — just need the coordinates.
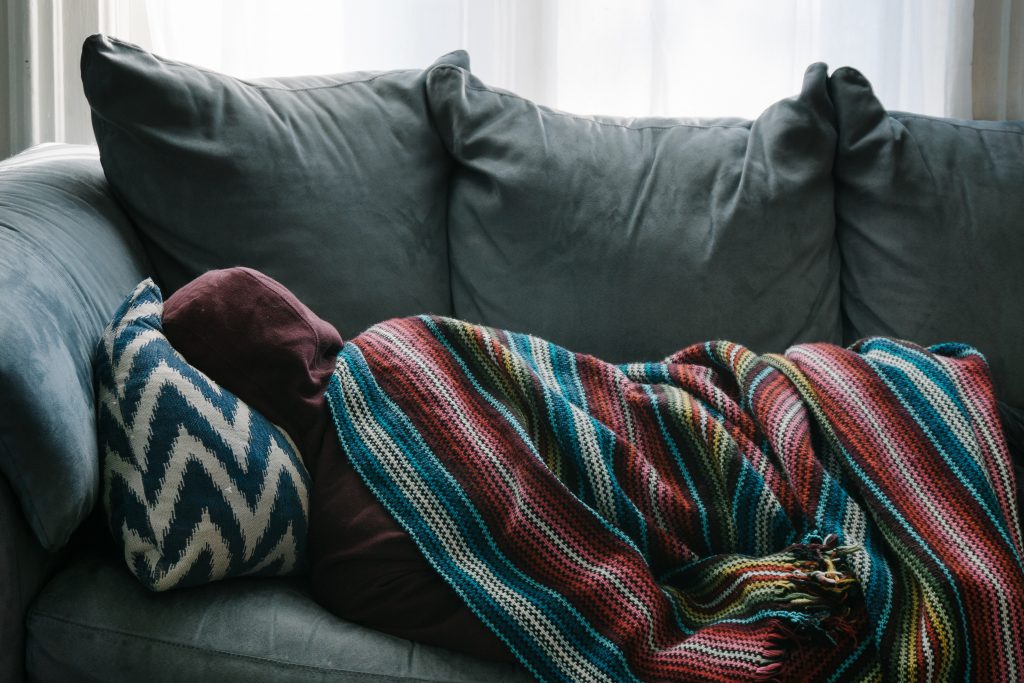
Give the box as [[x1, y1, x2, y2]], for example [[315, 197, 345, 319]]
[[162, 266, 341, 462], [162, 267, 512, 663]]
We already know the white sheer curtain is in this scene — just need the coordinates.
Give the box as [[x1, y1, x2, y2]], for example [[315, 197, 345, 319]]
[[137, 0, 974, 118], [973, 0, 1024, 118], [0, 0, 997, 158]]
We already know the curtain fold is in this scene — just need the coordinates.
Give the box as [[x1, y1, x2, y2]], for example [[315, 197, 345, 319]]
[[973, 0, 1024, 118], [138, 0, 980, 119], [1, 1, 10, 160]]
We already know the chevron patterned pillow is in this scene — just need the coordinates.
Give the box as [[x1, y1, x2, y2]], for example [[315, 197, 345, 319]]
[[95, 278, 311, 591]]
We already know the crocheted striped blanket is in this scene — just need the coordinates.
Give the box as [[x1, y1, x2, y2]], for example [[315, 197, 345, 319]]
[[326, 316, 1024, 682]]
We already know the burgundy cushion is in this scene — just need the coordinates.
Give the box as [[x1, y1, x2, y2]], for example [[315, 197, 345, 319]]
[[162, 267, 512, 662], [162, 267, 341, 462]]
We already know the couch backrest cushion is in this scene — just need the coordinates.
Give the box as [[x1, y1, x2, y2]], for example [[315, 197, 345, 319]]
[[96, 279, 311, 591], [82, 35, 466, 339], [829, 67, 1024, 408], [426, 63, 841, 361], [0, 144, 152, 551]]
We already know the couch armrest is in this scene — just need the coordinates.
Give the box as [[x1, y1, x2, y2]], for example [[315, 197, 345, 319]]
[[0, 472, 62, 683], [0, 144, 152, 550], [0, 144, 153, 678]]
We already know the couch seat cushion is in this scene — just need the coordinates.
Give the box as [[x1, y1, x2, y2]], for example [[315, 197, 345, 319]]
[[26, 551, 531, 682], [427, 62, 841, 361], [82, 35, 465, 340], [830, 67, 1024, 408]]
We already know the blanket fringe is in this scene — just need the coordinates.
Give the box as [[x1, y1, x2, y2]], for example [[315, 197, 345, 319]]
[[753, 535, 864, 681]]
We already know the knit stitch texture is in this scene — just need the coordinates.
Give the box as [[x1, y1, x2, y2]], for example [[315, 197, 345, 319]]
[[327, 316, 1024, 682]]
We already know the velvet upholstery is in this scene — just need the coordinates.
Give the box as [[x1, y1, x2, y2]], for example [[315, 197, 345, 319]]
[[0, 473, 62, 683], [26, 551, 530, 682], [0, 144, 151, 551], [82, 35, 465, 340], [427, 62, 842, 361], [830, 67, 1024, 408]]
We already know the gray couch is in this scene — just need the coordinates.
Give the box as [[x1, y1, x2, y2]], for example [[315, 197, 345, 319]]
[[1, 37, 1022, 681]]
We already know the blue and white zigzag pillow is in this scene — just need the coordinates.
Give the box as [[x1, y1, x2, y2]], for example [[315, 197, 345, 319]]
[[95, 279, 310, 591]]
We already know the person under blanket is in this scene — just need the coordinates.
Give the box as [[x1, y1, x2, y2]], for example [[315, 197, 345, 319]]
[[162, 266, 1024, 668], [162, 266, 515, 662]]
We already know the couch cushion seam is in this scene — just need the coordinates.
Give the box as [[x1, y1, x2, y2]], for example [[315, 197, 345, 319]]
[[28, 610, 444, 682]]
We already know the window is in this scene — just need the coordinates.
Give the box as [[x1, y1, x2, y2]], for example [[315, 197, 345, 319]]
[[5, 0, 1021, 159]]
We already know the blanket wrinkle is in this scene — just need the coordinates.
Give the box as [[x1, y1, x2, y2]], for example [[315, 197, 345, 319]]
[[327, 316, 1024, 682]]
